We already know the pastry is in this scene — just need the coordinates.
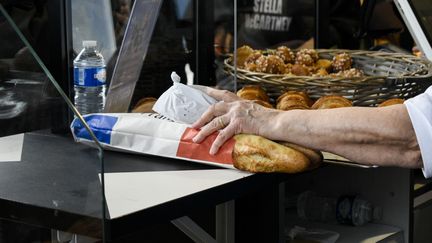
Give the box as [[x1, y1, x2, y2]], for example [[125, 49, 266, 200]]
[[233, 134, 316, 173], [315, 59, 332, 72], [333, 68, 363, 78], [378, 98, 405, 107], [253, 99, 273, 108], [275, 46, 295, 64], [295, 49, 319, 66], [290, 64, 310, 76], [132, 97, 157, 113], [311, 95, 352, 109], [332, 53, 352, 72], [236, 45, 255, 68], [256, 55, 286, 74], [237, 85, 270, 102], [276, 91, 313, 110], [313, 68, 329, 77]]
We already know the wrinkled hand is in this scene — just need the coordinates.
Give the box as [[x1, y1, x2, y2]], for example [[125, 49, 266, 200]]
[[191, 89, 279, 155]]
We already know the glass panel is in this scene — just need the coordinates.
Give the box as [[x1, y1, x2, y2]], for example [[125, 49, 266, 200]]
[[0, 2, 105, 242]]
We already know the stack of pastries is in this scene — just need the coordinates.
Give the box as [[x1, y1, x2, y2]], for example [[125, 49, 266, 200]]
[[235, 45, 364, 78]]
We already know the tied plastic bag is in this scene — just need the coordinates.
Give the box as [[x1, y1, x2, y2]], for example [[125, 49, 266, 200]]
[[153, 72, 217, 124]]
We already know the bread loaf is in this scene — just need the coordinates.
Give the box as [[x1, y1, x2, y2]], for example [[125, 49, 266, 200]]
[[233, 134, 320, 173]]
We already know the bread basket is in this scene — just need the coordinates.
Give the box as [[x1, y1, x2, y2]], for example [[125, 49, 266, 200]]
[[224, 49, 432, 106]]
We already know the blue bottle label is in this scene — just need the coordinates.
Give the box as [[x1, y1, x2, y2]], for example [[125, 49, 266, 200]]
[[74, 67, 106, 86]]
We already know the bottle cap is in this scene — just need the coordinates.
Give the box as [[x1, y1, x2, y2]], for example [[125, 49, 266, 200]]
[[83, 40, 97, 48]]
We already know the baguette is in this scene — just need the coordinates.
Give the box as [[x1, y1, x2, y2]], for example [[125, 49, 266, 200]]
[[233, 134, 318, 173]]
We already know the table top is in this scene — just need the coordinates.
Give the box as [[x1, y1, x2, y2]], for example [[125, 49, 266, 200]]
[[0, 131, 287, 239]]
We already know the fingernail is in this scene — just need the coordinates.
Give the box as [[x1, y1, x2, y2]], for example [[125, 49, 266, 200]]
[[209, 148, 216, 155], [192, 137, 197, 143]]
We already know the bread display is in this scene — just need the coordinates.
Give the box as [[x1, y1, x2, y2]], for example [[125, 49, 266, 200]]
[[236, 85, 270, 102], [235, 45, 360, 78], [311, 95, 352, 109], [276, 91, 312, 110], [132, 97, 157, 113], [378, 98, 405, 107], [233, 134, 321, 173]]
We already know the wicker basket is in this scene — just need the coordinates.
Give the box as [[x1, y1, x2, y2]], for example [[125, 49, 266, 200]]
[[224, 49, 432, 106]]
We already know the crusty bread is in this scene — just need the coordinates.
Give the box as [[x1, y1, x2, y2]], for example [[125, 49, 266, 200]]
[[378, 98, 404, 107], [233, 134, 313, 173], [311, 95, 352, 109], [279, 142, 322, 168]]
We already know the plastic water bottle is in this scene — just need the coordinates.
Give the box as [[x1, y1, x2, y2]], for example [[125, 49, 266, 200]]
[[73, 40, 106, 115], [297, 191, 382, 226]]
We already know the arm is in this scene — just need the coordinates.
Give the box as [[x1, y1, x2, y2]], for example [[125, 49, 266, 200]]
[[192, 93, 421, 168], [266, 105, 421, 168]]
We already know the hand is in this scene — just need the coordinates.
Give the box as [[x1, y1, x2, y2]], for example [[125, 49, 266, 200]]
[[191, 99, 279, 155]]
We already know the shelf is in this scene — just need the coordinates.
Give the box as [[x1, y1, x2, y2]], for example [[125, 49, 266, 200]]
[[286, 211, 403, 243]]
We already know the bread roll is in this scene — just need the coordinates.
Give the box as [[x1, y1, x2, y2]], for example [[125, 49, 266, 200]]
[[237, 85, 269, 102], [311, 95, 352, 109], [132, 97, 157, 113], [378, 98, 404, 107], [233, 134, 313, 173]]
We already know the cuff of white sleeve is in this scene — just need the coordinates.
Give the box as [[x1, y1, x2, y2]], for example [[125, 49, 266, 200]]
[[405, 97, 432, 178]]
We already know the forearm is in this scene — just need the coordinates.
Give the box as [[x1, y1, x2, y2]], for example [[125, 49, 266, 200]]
[[266, 105, 421, 168]]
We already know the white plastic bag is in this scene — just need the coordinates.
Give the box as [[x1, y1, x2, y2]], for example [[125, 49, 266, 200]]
[[152, 72, 217, 124]]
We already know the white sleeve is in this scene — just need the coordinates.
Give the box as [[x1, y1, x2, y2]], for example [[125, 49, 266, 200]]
[[405, 86, 432, 178]]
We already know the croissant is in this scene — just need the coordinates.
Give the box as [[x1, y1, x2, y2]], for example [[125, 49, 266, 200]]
[[378, 98, 404, 107], [311, 95, 352, 109], [233, 134, 321, 173], [132, 97, 157, 113], [253, 99, 273, 108], [276, 91, 312, 110], [236, 85, 270, 102]]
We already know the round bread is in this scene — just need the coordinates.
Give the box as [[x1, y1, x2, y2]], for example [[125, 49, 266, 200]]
[[132, 97, 157, 113], [237, 85, 269, 102], [311, 95, 352, 109], [378, 98, 404, 107], [279, 142, 323, 168], [233, 134, 311, 173]]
